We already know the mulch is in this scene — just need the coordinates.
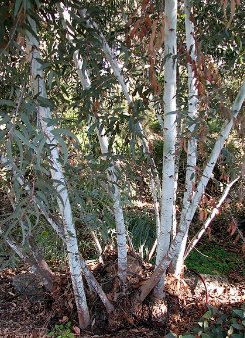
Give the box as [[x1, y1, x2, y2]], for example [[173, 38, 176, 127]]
[[0, 260, 244, 338]]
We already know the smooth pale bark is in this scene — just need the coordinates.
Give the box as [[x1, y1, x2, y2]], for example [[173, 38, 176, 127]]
[[184, 176, 240, 258], [60, 6, 127, 285], [172, 0, 198, 276], [79, 9, 161, 223], [169, 80, 245, 272], [154, 0, 177, 298], [178, 80, 245, 239], [140, 56, 245, 305], [91, 230, 104, 264], [26, 17, 90, 328], [96, 127, 128, 284], [140, 228, 184, 302]]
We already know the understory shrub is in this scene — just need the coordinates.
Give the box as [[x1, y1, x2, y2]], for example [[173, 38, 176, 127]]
[[167, 304, 245, 338]]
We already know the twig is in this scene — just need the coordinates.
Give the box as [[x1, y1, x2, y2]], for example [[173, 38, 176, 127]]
[[184, 176, 240, 259], [188, 268, 209, 308]]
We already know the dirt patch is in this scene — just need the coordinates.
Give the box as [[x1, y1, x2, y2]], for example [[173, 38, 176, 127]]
[[0, 260, 244, 338], [0, 268, 52, 337]]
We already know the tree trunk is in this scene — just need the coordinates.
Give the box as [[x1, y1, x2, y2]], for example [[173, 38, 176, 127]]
[[26, 17, 90, 329], [154, 0, 177, 299], [79, 8, 162, 228], [96, 127, 128, 285], [0, 154, 114, 314], [60, 5, 128, 285], [172, 0, 198, 276], [177, 79, 245, 256]]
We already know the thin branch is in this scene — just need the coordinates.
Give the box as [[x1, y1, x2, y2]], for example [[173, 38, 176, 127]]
[[179, 80, 245, 243], [184, 176, 240, 259]]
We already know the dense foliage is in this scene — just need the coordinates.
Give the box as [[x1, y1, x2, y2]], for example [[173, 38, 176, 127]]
[[0, 0, 244, 331]]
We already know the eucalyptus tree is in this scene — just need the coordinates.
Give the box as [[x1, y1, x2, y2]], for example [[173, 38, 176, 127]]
[[0, 0, 244, 329]]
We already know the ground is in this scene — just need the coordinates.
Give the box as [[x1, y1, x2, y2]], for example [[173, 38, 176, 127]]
[[0, 254, 244, 337], [0, 180, 244, 337]]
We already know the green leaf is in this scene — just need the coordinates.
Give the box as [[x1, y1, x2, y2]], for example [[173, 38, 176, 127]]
[[27, 204, 40, 228], [32, 133, 45, 147], [43, 117, 60, 127], [36, 190, 50, 208], [47, 70, 54, 90], [0, 99, 15, 107], [51, 133, 68, 164], [164, 333, 178, 338], [232, 309, 245, 319], [231, 322, 243, 330], [36, 135, 47, 169], [0, 114, 11, 125], [37, 96, 53, 108], [13, 129, 35, 150], [52, 128, 80, 146], [88, 122, 97, 135], [24, 20, 39, 41], [202, 310, 213, 319], [13, 0, 23, 17], [190, 172, 195, 181], [14, 135, 24, 170], [6, 139, 13, 164], [0, 129, 7, 143], [20, 112, 34, 133], [33, 164, 50, 175]]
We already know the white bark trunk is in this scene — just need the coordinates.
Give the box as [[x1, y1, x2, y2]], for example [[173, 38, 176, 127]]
[[140, 228, 184, 302], [140, 121, 243, 302], [172, 0, 198, 276], [0, 155, 114, 313], [79, 9, 161, 212], [173, 80, 245, 267], [84, 9, 162, 267], [96, 127, 128, 284], [154, 0, 177, 298], [26, 17, 90, 329], [60, 6, 128, 284], [91, 230, 104, 264]]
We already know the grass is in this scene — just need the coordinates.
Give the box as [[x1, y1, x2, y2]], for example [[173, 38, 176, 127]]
[[185, 243, 245, 275]]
